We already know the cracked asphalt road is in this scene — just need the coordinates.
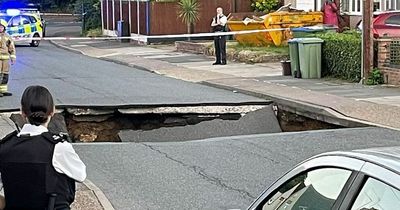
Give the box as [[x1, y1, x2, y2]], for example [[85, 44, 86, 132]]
[[1, 42, 262, 111], [74, 127, 400, 210]]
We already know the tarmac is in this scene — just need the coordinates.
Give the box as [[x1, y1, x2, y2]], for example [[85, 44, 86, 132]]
[[1, 39, 400, 209], [51, 40, 400, 129]]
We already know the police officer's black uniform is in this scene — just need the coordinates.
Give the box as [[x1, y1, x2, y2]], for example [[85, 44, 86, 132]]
[[212, 15, 227, 65], [0, 131, 75, 210]]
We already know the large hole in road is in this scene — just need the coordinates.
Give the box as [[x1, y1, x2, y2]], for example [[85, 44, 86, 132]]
[[8, 102, 368, 142]]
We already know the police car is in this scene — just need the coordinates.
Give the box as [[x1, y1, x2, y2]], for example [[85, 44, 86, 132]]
[[0, 9, 44, 47]]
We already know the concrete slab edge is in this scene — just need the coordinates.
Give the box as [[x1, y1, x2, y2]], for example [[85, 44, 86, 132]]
[[98, 57, 157, 73], [49, 40, 86, 56], [201, 81, 400, 131], [82, 179, 115, 210]]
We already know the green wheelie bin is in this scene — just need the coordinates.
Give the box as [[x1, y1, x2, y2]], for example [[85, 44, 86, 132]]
[[288, 38, 300, 78], [297, 38, 324, 79]]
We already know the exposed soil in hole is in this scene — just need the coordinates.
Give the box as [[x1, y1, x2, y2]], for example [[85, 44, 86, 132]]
[[66, 112, 242, 142], [277, 110, 344, 132], [8, 105, 355, 143]]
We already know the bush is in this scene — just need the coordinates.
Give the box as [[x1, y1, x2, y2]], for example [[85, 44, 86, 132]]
[[75, 0, 101, 33], [86, 28, 102, 37], [251, 0, 279, 13], [366, 68, 384, 85], [316, 32, 362, 82]]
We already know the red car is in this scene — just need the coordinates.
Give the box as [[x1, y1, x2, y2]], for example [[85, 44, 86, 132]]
[[357, 11, 400, 38]]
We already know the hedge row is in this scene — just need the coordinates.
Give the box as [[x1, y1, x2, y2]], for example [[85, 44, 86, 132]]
[[316, 32, 362, 82]]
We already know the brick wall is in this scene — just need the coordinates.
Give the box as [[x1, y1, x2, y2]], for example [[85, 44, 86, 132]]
[[376, 38, 400, 85]]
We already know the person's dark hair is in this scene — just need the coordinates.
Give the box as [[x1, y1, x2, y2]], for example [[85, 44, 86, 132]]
[[21, 86, 54, 126]]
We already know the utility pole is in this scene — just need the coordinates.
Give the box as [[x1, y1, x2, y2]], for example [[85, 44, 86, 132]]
[[361, 0, 373, 83]]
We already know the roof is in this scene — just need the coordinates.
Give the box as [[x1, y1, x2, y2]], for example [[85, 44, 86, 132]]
[[322, 146, 400, 174], [373, 10, 400, 15]]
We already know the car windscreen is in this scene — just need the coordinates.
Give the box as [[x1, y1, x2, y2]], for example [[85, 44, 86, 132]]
[[0, 15, 12, 23]]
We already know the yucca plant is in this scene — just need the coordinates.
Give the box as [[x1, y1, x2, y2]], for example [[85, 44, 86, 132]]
[[177, 0, 200, 40]]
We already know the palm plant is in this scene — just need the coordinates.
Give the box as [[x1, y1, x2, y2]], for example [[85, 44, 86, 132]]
[[177, 0, 200, 40]]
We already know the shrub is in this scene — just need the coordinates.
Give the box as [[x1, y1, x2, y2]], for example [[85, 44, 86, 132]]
[[316, 32, 362, 82], [74, 0, 101, 32], [251, 0, 279, 14], [366, 68, 384, 85], [86, 28, 102, 37]]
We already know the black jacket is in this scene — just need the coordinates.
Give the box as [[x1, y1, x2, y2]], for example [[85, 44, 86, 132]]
[[0, 131, 76, 210]]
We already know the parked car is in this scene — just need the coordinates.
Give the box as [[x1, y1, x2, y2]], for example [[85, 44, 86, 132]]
[[357, 11, 400, 38], [247, 146, 400, 210]]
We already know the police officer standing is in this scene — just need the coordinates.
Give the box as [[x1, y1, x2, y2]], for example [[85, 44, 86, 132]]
[[0, 86, 86, 210], [0, 19, 16, 97], [211, 7, 227, 65]]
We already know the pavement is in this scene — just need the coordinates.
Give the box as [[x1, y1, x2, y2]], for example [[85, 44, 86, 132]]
[[50, 40, 400, 129]]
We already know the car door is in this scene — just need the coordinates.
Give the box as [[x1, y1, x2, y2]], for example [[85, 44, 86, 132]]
[[247, 155, 365, 210], [8, 15, 21, 36], [338, 162, 400, 209], [350, 178, 400, 209], [27, 15, 38, 33], [20, 15, 32, 35], [255, 168, 354, 210], [383, 14, 400, 37]]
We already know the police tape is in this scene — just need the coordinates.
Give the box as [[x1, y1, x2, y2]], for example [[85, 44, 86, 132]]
[[11, 27, 293, 41]]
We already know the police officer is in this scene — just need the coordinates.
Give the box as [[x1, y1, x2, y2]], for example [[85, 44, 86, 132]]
[[211, 7, 227, 65], [0, 86, 86, 210], [0, 19, 16, 97]]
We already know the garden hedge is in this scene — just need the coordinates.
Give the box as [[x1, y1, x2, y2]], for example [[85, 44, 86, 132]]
[[316, 32, 362, 82]]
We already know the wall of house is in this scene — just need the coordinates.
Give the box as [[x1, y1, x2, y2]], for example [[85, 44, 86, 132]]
[[284, 0, 297, 6], [377, 38, 400, 85]]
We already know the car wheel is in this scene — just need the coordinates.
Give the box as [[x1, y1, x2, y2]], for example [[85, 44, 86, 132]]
[[30, 34, 40, 47]]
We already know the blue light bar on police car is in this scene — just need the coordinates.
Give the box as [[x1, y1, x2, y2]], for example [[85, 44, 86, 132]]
[[6, 9, 20, 16]]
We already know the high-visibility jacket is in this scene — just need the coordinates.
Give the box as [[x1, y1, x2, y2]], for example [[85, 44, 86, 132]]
[[0, 32, 16, 61]]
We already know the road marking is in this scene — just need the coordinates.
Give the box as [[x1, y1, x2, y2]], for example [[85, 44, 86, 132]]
[[70, 44, 88, 47]]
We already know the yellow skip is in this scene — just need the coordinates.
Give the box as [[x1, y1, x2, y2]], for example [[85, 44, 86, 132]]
[[227, 10, 323, 46]]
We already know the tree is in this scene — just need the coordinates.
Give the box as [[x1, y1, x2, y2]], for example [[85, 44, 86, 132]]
[[177, 0, 200, 40], [251, 0, 279, 14], [74, 0, 101, 32]]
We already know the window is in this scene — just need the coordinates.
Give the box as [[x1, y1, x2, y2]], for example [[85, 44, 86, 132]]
[[343, 0, 400, 13], [351, 178, 400, 210], [21, 16, 31, 25], [372, 0, 399, 11], [262, 168, 352, 210], [28, 16, 37, 23], [1, 16, 12, 25], [385, 15, 400, 25], [10, 16, 21, 27]]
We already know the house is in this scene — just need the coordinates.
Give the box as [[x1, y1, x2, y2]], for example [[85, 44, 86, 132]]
[[284, 0, 400, 27]]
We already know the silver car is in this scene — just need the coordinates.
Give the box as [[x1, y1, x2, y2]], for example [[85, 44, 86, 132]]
[[248, 147, 400, 210]]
